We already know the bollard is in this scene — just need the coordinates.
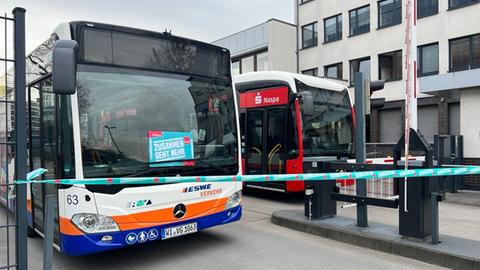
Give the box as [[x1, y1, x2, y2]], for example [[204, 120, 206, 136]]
[[431, 192, 443, 245], [43, 195, 55, 270], [304, 181, 336, 219]]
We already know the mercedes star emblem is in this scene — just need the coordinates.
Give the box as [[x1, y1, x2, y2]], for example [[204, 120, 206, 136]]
[[173, 203, 186, 219]]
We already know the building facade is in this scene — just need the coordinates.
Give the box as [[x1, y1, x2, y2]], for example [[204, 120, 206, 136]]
[[212, 19, 297, 76], [296, 0, 480, 189], [213, 2, 480, 189]]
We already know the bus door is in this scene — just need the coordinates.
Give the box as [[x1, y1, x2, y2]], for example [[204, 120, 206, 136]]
[[240, 86, 294, 191], [29, 78, 59, 237], [245, 107, 288, 175]]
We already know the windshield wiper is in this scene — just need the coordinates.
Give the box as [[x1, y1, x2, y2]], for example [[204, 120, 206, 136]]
[[104, 125, 124, 159], [191, 158, 230, 174]]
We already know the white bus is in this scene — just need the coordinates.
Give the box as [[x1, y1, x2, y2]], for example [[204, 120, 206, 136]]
[[3, 21, 242, 255]]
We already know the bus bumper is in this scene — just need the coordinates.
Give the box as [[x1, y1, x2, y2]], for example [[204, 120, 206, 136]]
[[60, 205, 242, 256]]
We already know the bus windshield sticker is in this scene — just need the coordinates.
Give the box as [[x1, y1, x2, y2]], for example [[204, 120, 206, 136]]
[[148, 131, 194, 167]]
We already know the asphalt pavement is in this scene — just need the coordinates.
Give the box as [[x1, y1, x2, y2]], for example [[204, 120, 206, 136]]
[[2, 189, 445, 269]]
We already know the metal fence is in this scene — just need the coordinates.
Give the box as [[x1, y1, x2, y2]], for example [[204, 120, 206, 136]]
[[0, 7, 27, 270], [337, 178, 396, 208]]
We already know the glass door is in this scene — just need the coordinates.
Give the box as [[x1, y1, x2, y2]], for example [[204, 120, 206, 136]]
[[245, 110, 263, 174], [245, 107, 287, 175], [29, 78, 58, 235], [266, 108, 286, 174], [29, 84, 43, 232]]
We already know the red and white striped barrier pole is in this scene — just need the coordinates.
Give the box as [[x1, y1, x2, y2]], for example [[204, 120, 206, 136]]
[[404, 0, 418, 212]]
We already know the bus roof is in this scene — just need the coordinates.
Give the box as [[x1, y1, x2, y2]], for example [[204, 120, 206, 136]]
[[234, 71, 348, 93], [50, 21, 229, 52]]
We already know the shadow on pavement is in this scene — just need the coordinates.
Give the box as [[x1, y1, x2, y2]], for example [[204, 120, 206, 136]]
[[242, 187, 304, 203], [52, 231, 234, 269]]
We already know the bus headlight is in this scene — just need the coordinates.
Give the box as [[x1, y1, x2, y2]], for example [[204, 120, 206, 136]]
[[225, 190, 242, 210], [71, 213, 119, 234]]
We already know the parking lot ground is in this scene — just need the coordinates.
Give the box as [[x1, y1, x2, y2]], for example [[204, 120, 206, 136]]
[[0, 188, 448, 269], [273, 192, 480, 269], [444, 190, 480, 207]]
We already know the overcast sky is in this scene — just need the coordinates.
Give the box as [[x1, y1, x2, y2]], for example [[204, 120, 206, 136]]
[[2, 0, 294, 53]]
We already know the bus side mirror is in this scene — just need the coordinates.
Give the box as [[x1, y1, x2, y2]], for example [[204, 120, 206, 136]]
[[297, 91, 314, 116], [52, 40, 78, 95]]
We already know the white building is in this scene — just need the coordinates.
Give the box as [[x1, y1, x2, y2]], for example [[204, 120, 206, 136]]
[[214, 1, 480, 189], [212, 19, 297, 75], [295, 0, 480, 189]]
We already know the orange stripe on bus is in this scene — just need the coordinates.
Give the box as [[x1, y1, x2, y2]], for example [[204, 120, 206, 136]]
[[117, 203, 227, 231], [59, 197, 229, 235], [27, 199, 32, 212], [114, 197, 228, 230], [59, 217, 84, 236]]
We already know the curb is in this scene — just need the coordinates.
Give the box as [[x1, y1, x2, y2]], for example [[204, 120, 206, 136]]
[[271, 210, 480, 270]]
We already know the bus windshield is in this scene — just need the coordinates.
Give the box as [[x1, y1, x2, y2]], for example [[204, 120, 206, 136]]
[[296, 80, 353, 156], [77, 65, 237, 177]]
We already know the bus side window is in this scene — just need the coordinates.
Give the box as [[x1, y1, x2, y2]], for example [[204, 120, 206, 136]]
[[41, 79, 57, 180], [29, 84, 42, 171]]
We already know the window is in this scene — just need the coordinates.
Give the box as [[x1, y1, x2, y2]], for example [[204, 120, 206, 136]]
[[324, 63, 343, 79], [41, 81, 57, 179], [241, 56, 254, 73], [324, 15, 342, 43], [449, 0, 479, 9], [82, 28, 231, 80], [379, 50, 402, 81], [418, 0, 438, 18], [29, 84, 42, 171], [450, 34, 480, 71], [232, 61, 240, 76], [77, 65, 238, 178], [296, 81, 353, 155], [302, 22, 318, 49], [302, 68, 319, 77], [350, 57, 371, 85], [349, 5, 370, 36], [256, 51, 269, 71], [233, 50, 269, 75], [378, 0, 402, 28], [418, 43, 439, 76]]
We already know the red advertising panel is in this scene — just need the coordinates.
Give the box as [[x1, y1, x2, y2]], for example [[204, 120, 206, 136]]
[[239, 86, 289, 108]]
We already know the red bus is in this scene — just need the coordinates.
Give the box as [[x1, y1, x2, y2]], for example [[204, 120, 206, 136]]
[[235, 71, 354, 192]]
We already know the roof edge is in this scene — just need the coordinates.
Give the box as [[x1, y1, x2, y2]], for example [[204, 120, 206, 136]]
[[211, 18, 295, 43]]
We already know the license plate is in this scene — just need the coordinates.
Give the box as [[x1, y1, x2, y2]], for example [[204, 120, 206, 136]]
[[162, 223, 198, 240]]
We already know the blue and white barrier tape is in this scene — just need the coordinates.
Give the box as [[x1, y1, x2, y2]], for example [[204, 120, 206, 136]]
[[16, 166, 480, 185]]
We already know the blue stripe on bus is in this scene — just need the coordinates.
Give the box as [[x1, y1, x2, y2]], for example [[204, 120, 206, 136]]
[[59, 205, 242, 256], [27, 211, 32, 227]]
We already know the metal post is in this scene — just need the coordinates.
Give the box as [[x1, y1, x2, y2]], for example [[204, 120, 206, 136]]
[[450, 135, 458, 192], [431, 193, 440, 244], [354, 72, 368, 227], [438, 136, 446, 193], [13, 7, 28, 270], [457, 136, 464, 189], [294, 0, 300, 73], [43, 196, 55, 270]]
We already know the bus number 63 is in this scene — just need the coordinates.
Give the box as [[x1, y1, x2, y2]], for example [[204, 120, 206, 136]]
[[66, 194, 79, 205]]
